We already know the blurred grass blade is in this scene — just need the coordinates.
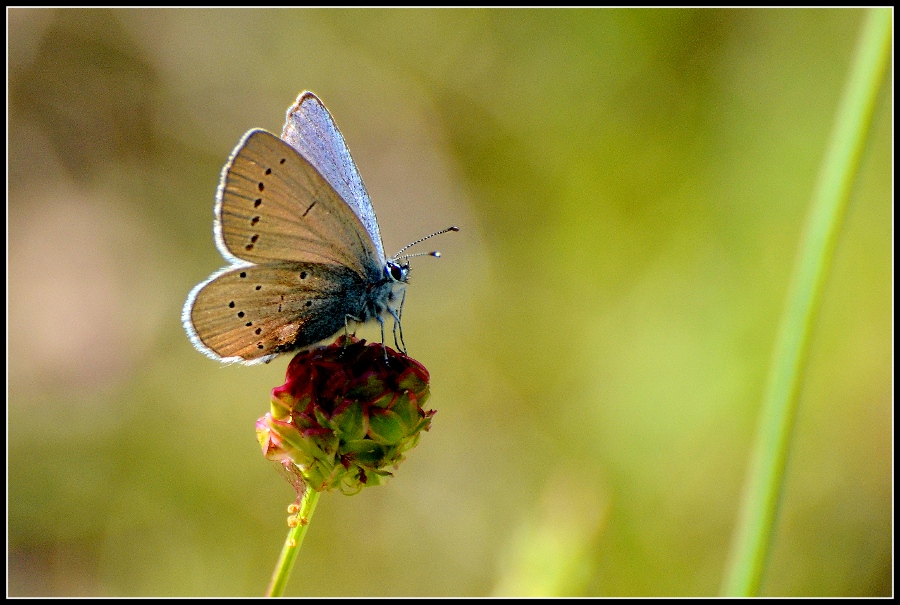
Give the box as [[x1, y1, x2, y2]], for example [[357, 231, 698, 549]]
[[721, 7, 892, 597]]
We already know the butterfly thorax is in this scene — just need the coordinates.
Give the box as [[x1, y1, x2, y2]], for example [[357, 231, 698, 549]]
[[358, 261, 408, 322]]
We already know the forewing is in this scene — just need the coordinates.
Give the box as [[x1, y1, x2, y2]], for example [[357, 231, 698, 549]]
[[215, 129, 380, 277], [281, 91, 385, 260], [183, 261, 365, 364]]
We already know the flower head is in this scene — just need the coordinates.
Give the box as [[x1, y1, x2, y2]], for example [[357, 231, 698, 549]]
[[256, 335, 434, 495]]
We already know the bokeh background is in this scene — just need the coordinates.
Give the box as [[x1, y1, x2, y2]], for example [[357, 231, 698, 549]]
[[7, 8, 892, 597]]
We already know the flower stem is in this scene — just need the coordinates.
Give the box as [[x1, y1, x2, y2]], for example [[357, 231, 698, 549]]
[[265, 486, 321, 597], [720, 7, 892, 597]]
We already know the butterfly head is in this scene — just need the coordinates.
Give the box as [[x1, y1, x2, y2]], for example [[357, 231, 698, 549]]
[[384, 260, 410, 284]]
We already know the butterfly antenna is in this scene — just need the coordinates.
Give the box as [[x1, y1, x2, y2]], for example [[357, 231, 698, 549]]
[[392, 226, 459, 260], [398, 250, 442, 262]]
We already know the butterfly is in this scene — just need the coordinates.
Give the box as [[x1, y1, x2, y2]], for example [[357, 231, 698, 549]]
[[182, 91, 456, 365]]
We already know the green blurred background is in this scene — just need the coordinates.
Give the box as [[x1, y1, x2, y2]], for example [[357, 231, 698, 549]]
[[7, 8, 892, 597]]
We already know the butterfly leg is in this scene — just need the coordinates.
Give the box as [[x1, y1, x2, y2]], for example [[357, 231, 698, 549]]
[[388, 307, 407, 355], [343, 314, 363, 345], [374, 314, 389, 360], [391, 318, 401, 352], [392, 289, 408, 354]]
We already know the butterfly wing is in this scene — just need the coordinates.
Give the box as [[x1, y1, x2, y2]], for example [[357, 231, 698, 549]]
[[281, 91, 386, 261], [214, 129, 382, 277], [183, 261, 368, 364]]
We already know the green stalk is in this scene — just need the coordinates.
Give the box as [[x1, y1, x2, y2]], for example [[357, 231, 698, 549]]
[[721, 8, 892, 596], [265, 487, 322, 597]]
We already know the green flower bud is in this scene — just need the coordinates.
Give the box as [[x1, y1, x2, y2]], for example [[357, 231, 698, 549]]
[[256, 336, 434, 495]]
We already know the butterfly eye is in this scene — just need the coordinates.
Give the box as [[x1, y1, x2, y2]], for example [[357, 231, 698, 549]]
[[386, 262, 406, 282]]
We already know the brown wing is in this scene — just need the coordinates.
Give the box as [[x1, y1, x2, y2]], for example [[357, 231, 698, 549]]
[[214, 129, 382, 278], [281, 91, 385, 261], [184, 261, 366, 364]]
